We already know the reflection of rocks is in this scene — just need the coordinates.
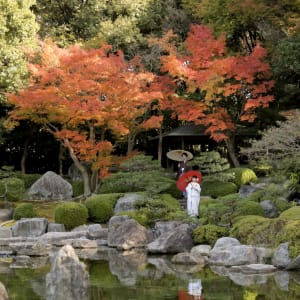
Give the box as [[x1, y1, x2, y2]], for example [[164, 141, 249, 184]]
[[230, 264, 276, 274], [274, 271, 290, 291], [10, 255, 49, 269], [171, 263, 204, 274], [9, 242, 53, 256], [0, 281, 8, 300], [210, 265, 231, 277], [147, 257, 175, 277], [108, 248, 147, 286], [228, 272, 271, 286], [46, 245, 89, 300]]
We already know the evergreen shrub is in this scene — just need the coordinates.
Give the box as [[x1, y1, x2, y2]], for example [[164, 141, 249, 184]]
[[13, 203, 35, 220], [0, 177, 25, 201], [201, 180, 237, 198], [54, 202, 88, 230], [84, 193, 122, 223], [98, 171, 173, 194], [120, 154, 163, 172], [70, 180, 84, 197], [15, 173, 41, 189], [193, 224, 229, 245]]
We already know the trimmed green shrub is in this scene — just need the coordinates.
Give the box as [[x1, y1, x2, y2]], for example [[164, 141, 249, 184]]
[[201, 180, 237, 198], [84, 193, 122, 223], [13, 203, 35, 220], [163, 181, 183, 199], [0, 177, 25, 201], [193, 224, 229, 246], [54, 202, 88, 230], [228, 167, 258, 187]]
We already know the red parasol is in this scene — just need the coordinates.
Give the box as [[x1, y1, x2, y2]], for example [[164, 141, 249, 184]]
[[176, 170, 202, 192]]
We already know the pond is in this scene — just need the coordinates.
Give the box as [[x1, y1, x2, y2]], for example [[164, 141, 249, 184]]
[[0, 248, 299, 300]]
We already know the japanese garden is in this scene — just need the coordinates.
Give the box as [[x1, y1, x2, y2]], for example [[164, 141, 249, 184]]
[[0, 1, 299, 299]]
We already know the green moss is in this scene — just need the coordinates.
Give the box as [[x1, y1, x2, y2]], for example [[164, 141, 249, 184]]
[[116, 211, 148, 226], [54, 202, 88, 230], [201, 180, 238, 198], [13, 203, 35, 220], [228, 167, 258, 187], [193, 224, 229, 246], [234, 201, 264, 217], [230, 215, 284, 245]]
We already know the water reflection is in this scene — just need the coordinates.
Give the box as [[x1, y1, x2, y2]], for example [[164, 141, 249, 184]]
[[0, 248, 299, 300], [178, 279, 203, 300]]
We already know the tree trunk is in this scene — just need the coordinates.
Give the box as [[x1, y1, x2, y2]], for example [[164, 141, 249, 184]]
[[21, 137, 30, 174], [127, 133, 136, 154], [90, 169, 99, 193], [58, 143, 64, 176], [157, 126, 163, 163], [64, 139, 91, 196], [225, 136, 240, 167]]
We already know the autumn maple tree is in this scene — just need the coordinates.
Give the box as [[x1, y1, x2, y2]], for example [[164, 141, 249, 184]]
[[5, 41, 158, 195], [153, 24, 275, 166]]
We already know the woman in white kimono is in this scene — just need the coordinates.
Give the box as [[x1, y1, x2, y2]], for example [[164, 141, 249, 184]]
[[186, 176, 201, 217]]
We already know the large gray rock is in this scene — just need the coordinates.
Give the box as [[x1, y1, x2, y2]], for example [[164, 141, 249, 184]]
[[147, 224, 194, 254], [272, 242, 291, 268], [171, 252, 206, 265], [113, 193, 145, 213], [12, 218, 48, 237], [108, 215, 148, 250], [153, 221, 182, 238], [260, 200, 279, 218], [46, 245, 89, 300], [0, 208, 13, 222], [209, 237, 258, 266], [28, 171, 73, 200], [47, 223, 65, 233]]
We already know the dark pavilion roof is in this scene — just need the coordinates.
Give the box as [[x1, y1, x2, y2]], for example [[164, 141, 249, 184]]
[[150, 124, 258, 140]]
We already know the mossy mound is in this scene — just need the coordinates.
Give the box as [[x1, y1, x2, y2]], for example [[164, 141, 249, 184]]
[[54, 202, 88, 230], [13, 203, 35, 220], [234, 201, 264, 217], [279, 206, 300, 221], [201, 180, 238, 198], [193, 224, 229, 246], [228, 167, 258, 187]]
